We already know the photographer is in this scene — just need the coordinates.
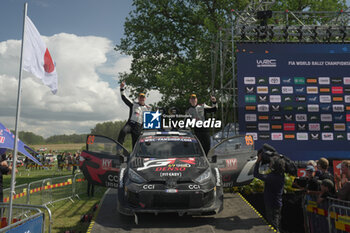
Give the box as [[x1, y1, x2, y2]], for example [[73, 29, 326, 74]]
[[254, 148, 285, 232]]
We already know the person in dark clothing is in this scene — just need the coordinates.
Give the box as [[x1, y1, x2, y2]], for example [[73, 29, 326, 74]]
[[254, 153, 285, 232], [0, 154, 15, 202], [293, 165, 319, 192], [315, 157, 334, 181], [185, 94, 217, 155], [87, 181, 95, 197], [117, 81, 151, 148]]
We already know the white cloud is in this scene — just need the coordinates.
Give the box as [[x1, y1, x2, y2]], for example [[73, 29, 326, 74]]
[[0, 33, 143, 137]]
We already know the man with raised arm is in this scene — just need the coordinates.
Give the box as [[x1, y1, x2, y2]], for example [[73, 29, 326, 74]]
[[118, 82, 151, 148], [186, 94, 217, 155]]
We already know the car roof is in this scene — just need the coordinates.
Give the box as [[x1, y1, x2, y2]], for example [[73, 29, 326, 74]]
[[141, 129, 194, 137]]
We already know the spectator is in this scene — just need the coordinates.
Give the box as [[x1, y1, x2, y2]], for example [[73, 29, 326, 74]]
[[315, 158, 334, 181], [57, 153, 63, 170], [40, 153, 45, 170], [67, 153, 72, 171], [317, 179, 336, 204], [0, 153, 16, 203], [293, 165, 319, 196], [72, 152, 79, 175], [254, 153, 285, 232], [337, 160, 350, 201], [307, 160, 317, 170]]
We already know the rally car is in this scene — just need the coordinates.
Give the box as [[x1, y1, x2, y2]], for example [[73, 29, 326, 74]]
[[79, 130, 257, 217]]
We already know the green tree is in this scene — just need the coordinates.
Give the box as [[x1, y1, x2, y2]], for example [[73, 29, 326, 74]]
[[117, 0, 346, 111], [18, 131, 45, 145], [90, 121, 127, 141]]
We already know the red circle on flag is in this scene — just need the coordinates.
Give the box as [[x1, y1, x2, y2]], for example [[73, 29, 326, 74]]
[[44, 48, 55, 73]]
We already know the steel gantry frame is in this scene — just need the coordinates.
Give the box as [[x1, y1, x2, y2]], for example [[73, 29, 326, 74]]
[[213, 0, 350, 139]]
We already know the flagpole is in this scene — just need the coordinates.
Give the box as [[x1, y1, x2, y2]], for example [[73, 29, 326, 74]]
[[8, 2, 28, 222]]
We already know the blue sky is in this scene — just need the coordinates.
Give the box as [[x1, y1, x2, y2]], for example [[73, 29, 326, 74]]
[[0, 0, 164, 137], [0, 0, 133, 43]]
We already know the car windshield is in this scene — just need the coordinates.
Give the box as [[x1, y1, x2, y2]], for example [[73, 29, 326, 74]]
[[135, 136, 202, 158]]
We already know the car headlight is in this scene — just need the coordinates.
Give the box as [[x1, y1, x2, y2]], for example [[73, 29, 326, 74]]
[[128, 169, 146, 184], [195, 167, 212, 183]]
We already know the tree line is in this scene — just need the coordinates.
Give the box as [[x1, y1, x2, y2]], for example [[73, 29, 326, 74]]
[[16, 120, 127, 145]]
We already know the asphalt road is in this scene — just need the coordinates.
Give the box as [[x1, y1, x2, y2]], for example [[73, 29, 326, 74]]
[[90, 189, 273, 233]]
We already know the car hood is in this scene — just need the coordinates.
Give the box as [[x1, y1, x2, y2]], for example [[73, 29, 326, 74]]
[[129, 157, 209, 181]]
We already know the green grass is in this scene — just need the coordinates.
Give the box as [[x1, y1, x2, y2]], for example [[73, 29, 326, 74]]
[[3, 166, 73, 189], [50, 189, 106, 233]]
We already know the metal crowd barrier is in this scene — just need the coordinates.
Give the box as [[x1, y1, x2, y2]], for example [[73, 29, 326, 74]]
[[0, 203, 52, 233], [0, 173, 88, 232], [2, 173, 87, 207], [303, 195, 350, 233]]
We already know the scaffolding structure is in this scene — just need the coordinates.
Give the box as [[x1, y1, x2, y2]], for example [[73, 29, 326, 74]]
[[213, 0, 350, 139]]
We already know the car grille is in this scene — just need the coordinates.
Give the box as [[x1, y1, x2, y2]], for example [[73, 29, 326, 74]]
[[153, 193, 190, 209], [126, 189, 215, 209]]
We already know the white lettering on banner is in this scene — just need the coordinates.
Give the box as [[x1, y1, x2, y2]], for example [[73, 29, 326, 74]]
[[0, 137, 4, 144], [271, 133, 283, 140], [345, 95, 350, 103], [282, 86, 293, 94], [308, 104, 319, 112], [257, 104, 269, 112], [348, 133, 350, 140], [309, 123, 320, 131], [244, 77, 256, 84], [295, 114, 307, 122], [258, 123, 270, 131], [322, 133, 334, 141], [297, 133, 308, 140], [246, 133, 258, 140], [269, 77, 280, 84], [344, 77, 350, 85], [245, 114, 257, 122], [307, 86, 318, 94], [320, 95, 331, 103], [333, 105, 344, 112], [270, 95, 281, 103], [318, 77, 330, 85], [257, 60, 277, 68], [321, 114, 332, 122]]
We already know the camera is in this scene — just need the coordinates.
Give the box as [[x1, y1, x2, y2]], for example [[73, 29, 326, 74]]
[[259, 143, 297, 176]]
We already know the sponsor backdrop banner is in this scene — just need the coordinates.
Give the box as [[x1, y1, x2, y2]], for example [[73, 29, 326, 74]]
[[237, 43, 350, 160]]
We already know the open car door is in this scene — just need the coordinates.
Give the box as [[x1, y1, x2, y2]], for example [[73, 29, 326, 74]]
[[208, 135, 257, 187], [79, 135, 129, 189]]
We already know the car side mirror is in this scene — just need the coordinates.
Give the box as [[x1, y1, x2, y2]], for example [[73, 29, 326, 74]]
[[211, 155, 217, 163]]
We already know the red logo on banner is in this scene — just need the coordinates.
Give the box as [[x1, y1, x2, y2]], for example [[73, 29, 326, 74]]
[[346, 114, 350, 122], [332, 87, 343, 94], [0, 136, 5, 144], [298, 168, 306, 177], [284, 123, 295, 131]]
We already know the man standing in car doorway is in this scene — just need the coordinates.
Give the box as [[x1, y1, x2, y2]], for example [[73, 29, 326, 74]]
[[186, 94, 217, 155], [118, 81, 151, 148]]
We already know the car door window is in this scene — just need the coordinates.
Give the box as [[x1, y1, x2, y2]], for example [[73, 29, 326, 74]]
[[87, 135, 129, 157]]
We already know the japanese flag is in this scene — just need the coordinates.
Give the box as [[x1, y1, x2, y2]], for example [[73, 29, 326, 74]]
[[23, 16, 58, 94]]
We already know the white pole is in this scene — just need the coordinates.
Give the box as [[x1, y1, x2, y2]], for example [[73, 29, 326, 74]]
[[8, 2, 28, 223]]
